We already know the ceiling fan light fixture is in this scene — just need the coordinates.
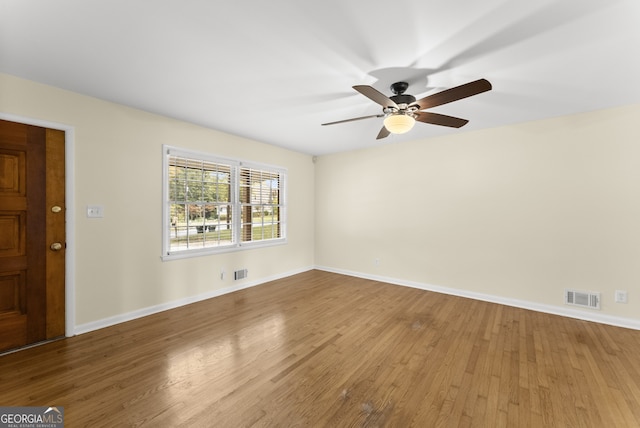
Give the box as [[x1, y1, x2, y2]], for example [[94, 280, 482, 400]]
[[383, 113, 415, 134]]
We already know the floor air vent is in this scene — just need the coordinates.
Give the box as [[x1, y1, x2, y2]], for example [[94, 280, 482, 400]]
[[565, 289, 600, 310], [234, 269, 248, 280]]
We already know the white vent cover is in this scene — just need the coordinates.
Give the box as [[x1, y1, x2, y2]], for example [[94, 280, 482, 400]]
[[234, 269, 248, 280], [565, 289, 600, 310]]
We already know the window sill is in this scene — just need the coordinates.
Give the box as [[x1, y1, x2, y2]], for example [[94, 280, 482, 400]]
[[161, 238, 287, 261]]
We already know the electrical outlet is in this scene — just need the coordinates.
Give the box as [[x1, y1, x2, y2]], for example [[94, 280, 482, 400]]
[[615, 290, 628, 304], [220, 269, 225, 280], [374, 258, 380, 267]]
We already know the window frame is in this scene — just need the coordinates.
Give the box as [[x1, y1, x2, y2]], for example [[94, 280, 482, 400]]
[[162, 145, 287, 260]]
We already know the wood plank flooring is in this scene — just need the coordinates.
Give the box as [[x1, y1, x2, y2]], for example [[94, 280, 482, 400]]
[[2, 270, 640, 427]]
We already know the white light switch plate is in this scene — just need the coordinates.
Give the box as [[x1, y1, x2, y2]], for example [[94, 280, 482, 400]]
[[87, 205, 104, 218]]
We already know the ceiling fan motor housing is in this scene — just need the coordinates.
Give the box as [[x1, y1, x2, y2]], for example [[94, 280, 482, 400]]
[[389, 82, 416, 108], [390, 94, 416, 106]]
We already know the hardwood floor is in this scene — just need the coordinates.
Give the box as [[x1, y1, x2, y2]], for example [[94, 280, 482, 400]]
[[2, 270, 640, 427]]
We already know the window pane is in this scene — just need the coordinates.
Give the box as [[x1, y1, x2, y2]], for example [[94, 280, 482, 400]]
[[170, 226, 190, 251], [215, 183, 231, 203], [169, 179, 184, 201]]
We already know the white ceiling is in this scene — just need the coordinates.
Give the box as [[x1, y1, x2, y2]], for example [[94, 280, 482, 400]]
[[1, 0, 639, 155]]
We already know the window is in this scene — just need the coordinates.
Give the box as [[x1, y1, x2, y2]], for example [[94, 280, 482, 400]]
[[163, 146, 286, 259]]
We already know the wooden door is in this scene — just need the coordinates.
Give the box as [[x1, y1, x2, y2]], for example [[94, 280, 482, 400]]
[[0, 119, 65, 353]]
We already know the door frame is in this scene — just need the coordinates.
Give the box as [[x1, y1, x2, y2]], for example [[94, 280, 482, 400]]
[[0, 112, 76, 337]]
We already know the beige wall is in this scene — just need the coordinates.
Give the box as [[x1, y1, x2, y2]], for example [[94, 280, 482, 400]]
[[315, 104, 640, 323], [3, 72, 639, 331], [0, 73, 315, 328]]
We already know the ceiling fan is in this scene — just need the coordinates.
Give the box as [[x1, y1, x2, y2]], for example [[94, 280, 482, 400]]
[[322, 78, 492, 139]]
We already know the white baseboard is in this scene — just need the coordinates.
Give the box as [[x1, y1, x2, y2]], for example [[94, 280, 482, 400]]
[[315, 265, 640, 331], [74, 266, 313, 335], [75, 265, 640, 335]]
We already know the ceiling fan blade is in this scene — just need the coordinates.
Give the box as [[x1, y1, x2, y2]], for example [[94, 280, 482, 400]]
[[353, 85, 399, 109], [376, 126, 390, 140], [415, 112, 469, 128], [413, 79, 492, 110], [322, 114, 384, 126]]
